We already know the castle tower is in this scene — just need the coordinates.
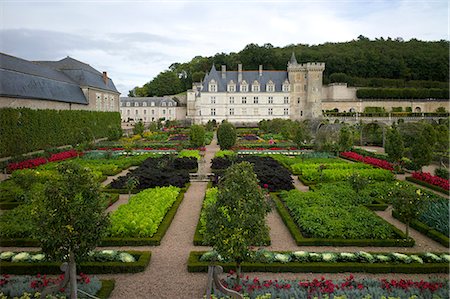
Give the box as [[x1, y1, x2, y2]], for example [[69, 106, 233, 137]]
[[287, 53, 325, 119]]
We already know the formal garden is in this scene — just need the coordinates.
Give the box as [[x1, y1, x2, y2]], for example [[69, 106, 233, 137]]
[[0, 112, 449, 298]]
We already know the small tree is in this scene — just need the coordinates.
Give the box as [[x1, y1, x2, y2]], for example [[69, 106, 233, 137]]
[[384, 127, 404, 163], [133, 121, 145, 135], [392, 185, 425, 238], [411, 133, 433, 170], [204, 162, 270, 284], [189, 124, 205, 147], [293, 123, 310, 148], [30, 162, 109, 299], [125, 176, 139, 199], [217, 121, 237, 150], [348, 172, 368, 194], [338, 126, 353, 152]]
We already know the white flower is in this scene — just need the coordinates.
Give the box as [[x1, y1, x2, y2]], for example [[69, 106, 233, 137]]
[[440, 254, 450, 262], [340, 252, 355, 258], [309, 253, 321, 261], [0, 252, 15, 261], [425, 253, 441, 261], [274, 253, 290, 263], [101, 250, 116, 256], [391, 253, 411, 263], [322, 253, 336, 262], [358, 251, 373, 260], [410, 255, 423, 264], [293, 251, 308, 258], [375, 255, 390, 263], [31, 253, 46, 262], [119, 252, 135, 263], [11, 252, 31, 262]]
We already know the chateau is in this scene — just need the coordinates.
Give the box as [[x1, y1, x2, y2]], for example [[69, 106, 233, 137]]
[[186, 53, 325, 124], [185, 53, 447, 125]]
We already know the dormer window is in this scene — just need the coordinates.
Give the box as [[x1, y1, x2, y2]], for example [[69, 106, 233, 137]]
[[282, 80, 290, 92], [240, 80, 248, 92], [251, 80, 260, 92], [227, 80, 236, 92], [168, 102, 172, 107], [209, 79, 217, 92], [266, 80, 275, 92], [161, 102, 166, 106], [134, 102, 139, 107], [126, 102, 130, 107], [143, 102, 147, 107], [151, 102, 155, 106]]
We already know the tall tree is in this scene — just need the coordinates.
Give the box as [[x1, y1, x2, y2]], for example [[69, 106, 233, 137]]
[[31, 162, 109, 299], [217, 121, 236, 150], [385, 127, 404, 162], [204, 162, 270, 284], [338, 125, 353, 152]]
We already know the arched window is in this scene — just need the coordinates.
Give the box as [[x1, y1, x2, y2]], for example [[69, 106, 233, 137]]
[[415, 107, 422, 113]]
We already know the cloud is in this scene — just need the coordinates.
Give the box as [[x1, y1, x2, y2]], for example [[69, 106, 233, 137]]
[[1, 1, 448, 95]]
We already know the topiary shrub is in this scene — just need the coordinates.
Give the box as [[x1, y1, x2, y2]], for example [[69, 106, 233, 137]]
[[189, 125, 205, 147], [217, 121, 236, 150]]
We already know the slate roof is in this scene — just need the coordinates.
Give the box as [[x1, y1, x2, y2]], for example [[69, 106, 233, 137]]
[[120, 97, 177, 107], [35, 57, 119, 93], [0, 53, 88, 104], [0, 53, 119, 105], [201, 65, 289, 93]]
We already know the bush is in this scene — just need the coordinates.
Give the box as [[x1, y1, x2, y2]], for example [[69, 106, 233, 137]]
[[217, 121, 236, 149], [189, 124, 205, 147], [107, 126, 123, 141], [435, 167, 450, 180], [133, 121, 145, 135], [0, 108, 121, 157]]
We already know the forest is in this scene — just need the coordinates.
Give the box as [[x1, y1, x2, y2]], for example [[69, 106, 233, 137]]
[[129, 36, 449, 97]]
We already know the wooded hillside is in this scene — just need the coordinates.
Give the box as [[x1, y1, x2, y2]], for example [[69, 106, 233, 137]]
[[130, 36, 449, 97]]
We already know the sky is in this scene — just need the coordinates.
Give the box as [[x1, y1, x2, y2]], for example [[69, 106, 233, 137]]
[[0, 0, 448, 95]]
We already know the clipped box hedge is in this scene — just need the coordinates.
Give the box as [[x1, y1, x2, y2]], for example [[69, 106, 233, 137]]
[[272, 194, 414, 247], [187, 251, 448, 274], [392, 210, 449, 248], [0, 108, 121, 157], [0, 251, 151, 275], [97, 279, 115, 299], [405, 177, 449, 196]]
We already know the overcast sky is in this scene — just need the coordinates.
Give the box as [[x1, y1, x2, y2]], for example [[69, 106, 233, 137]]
[[1, 0, 448, 95]]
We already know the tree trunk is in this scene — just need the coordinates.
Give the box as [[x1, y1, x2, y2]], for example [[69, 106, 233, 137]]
[[236, 262, 241, 286], [69, 250, 78, 299]]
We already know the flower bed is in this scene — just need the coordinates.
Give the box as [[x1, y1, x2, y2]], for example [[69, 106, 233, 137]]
[[193, 186, 270, 246], [6, 150, 80, 172], [188, 251, 449, 273], [411, 172, 450, 192], [272, 193, 414, 247], [298, 167, 394, 185], [340, 151, 394, 171], [0, 251, 151, 274], [0, 187, 187, 247], [393, 210, 449, 248], [107, 156, 194, 191], [211, 156, 293, 192], [0, 274, 114, 299], [211, 274, 449, 299]]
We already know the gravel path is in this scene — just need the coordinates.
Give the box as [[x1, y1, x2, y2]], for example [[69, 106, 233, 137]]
[[97, 135, 219, 299]]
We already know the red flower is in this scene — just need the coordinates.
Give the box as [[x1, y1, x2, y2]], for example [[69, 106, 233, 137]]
[[263, 184, 269, 189]]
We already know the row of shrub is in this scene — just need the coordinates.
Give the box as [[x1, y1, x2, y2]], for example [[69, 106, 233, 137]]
[[411, 171, 450, 192], [356, 88, 449, 99], [0, 108, 121, 157], [0, 251, 151, 274], [187, 251, 448, 273]]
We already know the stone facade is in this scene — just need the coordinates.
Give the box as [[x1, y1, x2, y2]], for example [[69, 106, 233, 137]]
[[186, 54, 325, 124], [120, 97, 186, 123]]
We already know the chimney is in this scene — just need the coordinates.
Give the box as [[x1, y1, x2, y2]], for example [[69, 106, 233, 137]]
[[238, 64, 242, 83], [102, 71, 108, 84], [221, 65, 226, 79], [259, 65, 263, 77]]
